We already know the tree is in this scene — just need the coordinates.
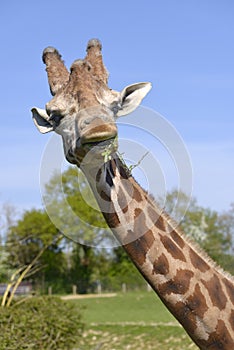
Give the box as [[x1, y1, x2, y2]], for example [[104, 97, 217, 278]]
[[163, 189, 232, 269], [216, 203, 234, 275], [43, 167, 114, 247], [0, 247, 11, 282], [42, 166, 116, 293], [160, 189, 198, 225], [69, 243, 96, 294], [108, 247, 145, 291], [6, 209, 67, 292], [218, 203, 234, 253], [0, 202, 18, 244], [0, 203, 18, 282]]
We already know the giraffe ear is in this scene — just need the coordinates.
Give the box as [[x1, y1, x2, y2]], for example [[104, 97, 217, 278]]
[[117, 82, 152, 117], [31, 107, 54, 133]]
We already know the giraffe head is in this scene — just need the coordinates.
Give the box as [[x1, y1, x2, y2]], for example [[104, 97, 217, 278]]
[[32, 39, 151, 166]]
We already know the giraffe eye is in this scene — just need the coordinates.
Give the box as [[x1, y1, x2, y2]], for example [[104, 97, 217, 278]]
[[111, 101, 121, 115]]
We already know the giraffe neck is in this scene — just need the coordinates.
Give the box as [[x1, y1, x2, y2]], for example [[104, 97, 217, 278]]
[[81, 154, 234, 349]]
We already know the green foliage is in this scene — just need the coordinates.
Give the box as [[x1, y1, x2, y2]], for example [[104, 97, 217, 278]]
[[2, 172, 234, 296], [107, 247, 145, 290], [0, 247, 12, 282], [5, 209, 67, 293], [41, 166, 115, 293], [218, 202, 234, 252], [212, 254, 234, 276], [164, 190, 232, 251], [6, 209, 61, 266], [0, 203, 18, 282], [0, 296, 84, 350], [69, 244, 95, 294], [44, 167, 111, 246]]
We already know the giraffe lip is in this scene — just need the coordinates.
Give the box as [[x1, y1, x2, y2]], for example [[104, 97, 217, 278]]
[[82, 137, 116, 149]]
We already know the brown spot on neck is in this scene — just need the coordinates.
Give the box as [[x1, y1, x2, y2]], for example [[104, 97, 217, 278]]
[[133, 187, 143, 202], [153, 253, 170, 275], [202, 274, 227, 310], [160, 234, 186, 262], [229, 310, 234, 332], [170, 300, 198, 341], [189, 249, 210, 273], [187, 283, 209, 318], [124, 229, 154, 266], [158, 269, 194, 295], [224, 278, 234, 305], [133, 209, 150, 238], [117, 160, 130, 180], [105, 168, 114, 187], [147, 206, 166, 231], [109, 158, 116, 177], [134, 207, 142, 218], [200, 319, 234, 349], [102, 210, 120, 228], [99, 190, 111, 202], [170, 230, 185, 249]]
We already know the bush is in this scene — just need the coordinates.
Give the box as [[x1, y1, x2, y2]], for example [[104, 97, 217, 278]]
[[0, 296, 84, 349]]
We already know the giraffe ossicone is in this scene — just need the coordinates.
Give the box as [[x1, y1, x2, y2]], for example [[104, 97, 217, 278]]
[[32, 38, 234, 349]]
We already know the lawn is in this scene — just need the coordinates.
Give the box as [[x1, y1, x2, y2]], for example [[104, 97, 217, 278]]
[[67, 291, 198, 350]]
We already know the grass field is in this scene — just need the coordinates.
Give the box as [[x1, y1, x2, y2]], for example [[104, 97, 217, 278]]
[[67, 292, 198, 350]]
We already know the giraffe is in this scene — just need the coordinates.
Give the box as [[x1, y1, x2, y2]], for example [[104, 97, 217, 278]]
[[32, 39, 234, 349]]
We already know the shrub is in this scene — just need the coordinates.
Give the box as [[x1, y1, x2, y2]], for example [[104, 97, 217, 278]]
[[0, 296, 84, 349]]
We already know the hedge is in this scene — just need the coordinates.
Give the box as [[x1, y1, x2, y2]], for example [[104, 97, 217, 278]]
[[0, 296, 84, 349]]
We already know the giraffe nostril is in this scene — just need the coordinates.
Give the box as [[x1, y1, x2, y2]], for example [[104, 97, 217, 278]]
[[80, 118, 92, 129]]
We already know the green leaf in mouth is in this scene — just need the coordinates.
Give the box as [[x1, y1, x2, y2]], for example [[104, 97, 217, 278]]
[[101, 137, 118, 163]]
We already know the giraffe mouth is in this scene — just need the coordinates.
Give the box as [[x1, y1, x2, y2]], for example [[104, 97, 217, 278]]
[[72, 136, 118, 165], [83, 136, 117, 150]]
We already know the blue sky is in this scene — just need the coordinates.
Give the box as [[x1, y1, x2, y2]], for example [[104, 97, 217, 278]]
[[0, 0, 234, 213]]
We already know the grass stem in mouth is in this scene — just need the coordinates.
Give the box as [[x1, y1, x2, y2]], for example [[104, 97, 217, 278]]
[[101, 137, 118, 163]]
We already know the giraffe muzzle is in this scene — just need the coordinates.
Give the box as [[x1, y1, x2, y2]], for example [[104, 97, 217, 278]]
[[80, 122, 117, 146]]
